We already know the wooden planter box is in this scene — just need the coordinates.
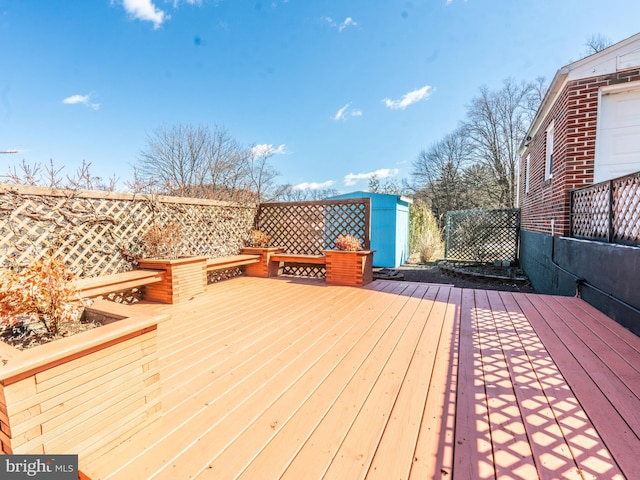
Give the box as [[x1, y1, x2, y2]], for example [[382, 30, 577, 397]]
[[0, 300, 168, 465], [240, 247, 285, 278], [138, 256, 208, 304], [323, 250, 374, 287]]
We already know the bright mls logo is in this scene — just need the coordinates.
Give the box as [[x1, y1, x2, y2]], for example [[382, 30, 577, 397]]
[[2, 455, 77, 479]]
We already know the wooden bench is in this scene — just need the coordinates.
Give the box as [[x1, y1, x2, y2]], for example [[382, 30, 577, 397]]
[[206, 254, 261, 271], [75, 254, 262, 303], [269, 253, 326, 266], [76, 269, 164, 298], [269, 253, 326, 277]]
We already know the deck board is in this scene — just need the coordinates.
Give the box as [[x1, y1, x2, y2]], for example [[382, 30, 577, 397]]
[[454, 289, 495, 480], [475, 289, 541, 480], [499, 292, 622, 480], [487, 290, 582, 480], [366, 285, 446, 479], [409, 287, 460, 479], [78, 277, 640, 480], [513, 292, 634, 479]]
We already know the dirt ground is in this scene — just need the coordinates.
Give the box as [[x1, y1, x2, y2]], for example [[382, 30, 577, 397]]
[[378, 262, 536, 293]]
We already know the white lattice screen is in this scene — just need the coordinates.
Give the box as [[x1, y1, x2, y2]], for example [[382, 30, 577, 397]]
[[0, 184, 257, 278], [570, 172, 640, 246]]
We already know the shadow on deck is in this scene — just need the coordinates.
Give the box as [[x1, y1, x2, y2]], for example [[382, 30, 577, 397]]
[[83, 276, 640, 479]]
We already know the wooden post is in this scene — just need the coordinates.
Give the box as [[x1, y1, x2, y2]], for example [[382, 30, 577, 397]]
[[241, 247, 285, 277]]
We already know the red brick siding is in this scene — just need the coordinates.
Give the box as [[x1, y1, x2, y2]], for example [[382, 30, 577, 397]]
[[520, 67, 640, 236]]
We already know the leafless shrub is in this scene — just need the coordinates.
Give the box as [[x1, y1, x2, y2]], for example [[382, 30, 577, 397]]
[[2, 159, 118, 191], [138, 219, 186, 259]]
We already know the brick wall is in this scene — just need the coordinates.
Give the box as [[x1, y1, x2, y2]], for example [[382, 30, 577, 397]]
[[520, 67, 640, 236]]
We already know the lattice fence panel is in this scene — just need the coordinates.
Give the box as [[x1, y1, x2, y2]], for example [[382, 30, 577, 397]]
[[570, 182, 610, 241], [256, 199, 370, 277], [445, 209, 520, 263], [323, 202, 370, 250], [612, 174, 640, 244], [282, 265, 326, 277], [0, 184, 257, 278], [570, 171, 640, 246]]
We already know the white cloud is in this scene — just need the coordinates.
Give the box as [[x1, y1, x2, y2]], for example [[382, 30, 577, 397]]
[[383, 85, 433, 110], [172, 0, 202, 5], [120, 0, 168, 29], [339, 17, 358, 32], [251, 143, 287, 157], [333, 102, 362, 121], [293, 180, 335, 191], [344, 168, 399, 186], [62, 94, 100, 110], [323, 16, 358, 32], [323, 16, 336, 27]]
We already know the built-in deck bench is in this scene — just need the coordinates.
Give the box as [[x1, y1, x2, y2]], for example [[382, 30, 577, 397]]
[[269, 253, 326, 277], [206, 254, 261, 271], [75, 254, 263, 303], [269, 253, 326, 266], [76, 269, 164, 298]]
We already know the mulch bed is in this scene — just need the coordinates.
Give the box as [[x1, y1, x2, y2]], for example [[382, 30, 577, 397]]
[[0, 311, 102, 351], [377, 262, 536, 293]]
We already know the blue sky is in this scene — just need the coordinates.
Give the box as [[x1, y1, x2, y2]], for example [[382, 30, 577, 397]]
[[1, 1, 639, 193]]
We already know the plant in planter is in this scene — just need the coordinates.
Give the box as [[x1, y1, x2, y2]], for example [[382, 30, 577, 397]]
[[324, 234, 373, 286], [136, 219, 208, 303], [0, 294, 166, 460], [334, 234, 363, 251], [139, 219, 186, 259], [0, 256, 95, 349], [247, 229, 273, 248], [241, 230, 284, 277]]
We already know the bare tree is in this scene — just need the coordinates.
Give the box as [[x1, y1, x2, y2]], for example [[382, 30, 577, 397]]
[[584, 34, 612, 55], [367, 174, 380, 193], [138, 124, 209, 197], [245, 146, 281, 202], [277, 185, 339, 201], [137, 123, 279, 202], [368, 174, 408, 195], [3, 159, 117, 191], [203, 127, 251, 200], [412, 127, 475, 221], [464, 78, 540, 208], [526, 76, 548, 114]]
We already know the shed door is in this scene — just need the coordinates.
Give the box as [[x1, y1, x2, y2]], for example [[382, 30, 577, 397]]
[[594, 86, 640, 183]]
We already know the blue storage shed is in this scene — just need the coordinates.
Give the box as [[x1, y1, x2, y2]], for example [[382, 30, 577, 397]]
[[328, 192, 412, 268]]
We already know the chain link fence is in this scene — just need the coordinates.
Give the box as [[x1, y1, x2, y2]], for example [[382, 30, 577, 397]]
[[444, 209, 520, 264]]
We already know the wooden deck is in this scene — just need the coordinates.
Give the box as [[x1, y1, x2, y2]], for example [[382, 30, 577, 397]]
[[82, 276, 640, 480]]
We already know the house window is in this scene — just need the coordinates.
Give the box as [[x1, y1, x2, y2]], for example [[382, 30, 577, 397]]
[[545, 121, 554, 180], [525, 154, 530, 194]]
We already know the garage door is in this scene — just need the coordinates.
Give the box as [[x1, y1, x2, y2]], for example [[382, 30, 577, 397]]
[[594, 86, 640, 183]]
